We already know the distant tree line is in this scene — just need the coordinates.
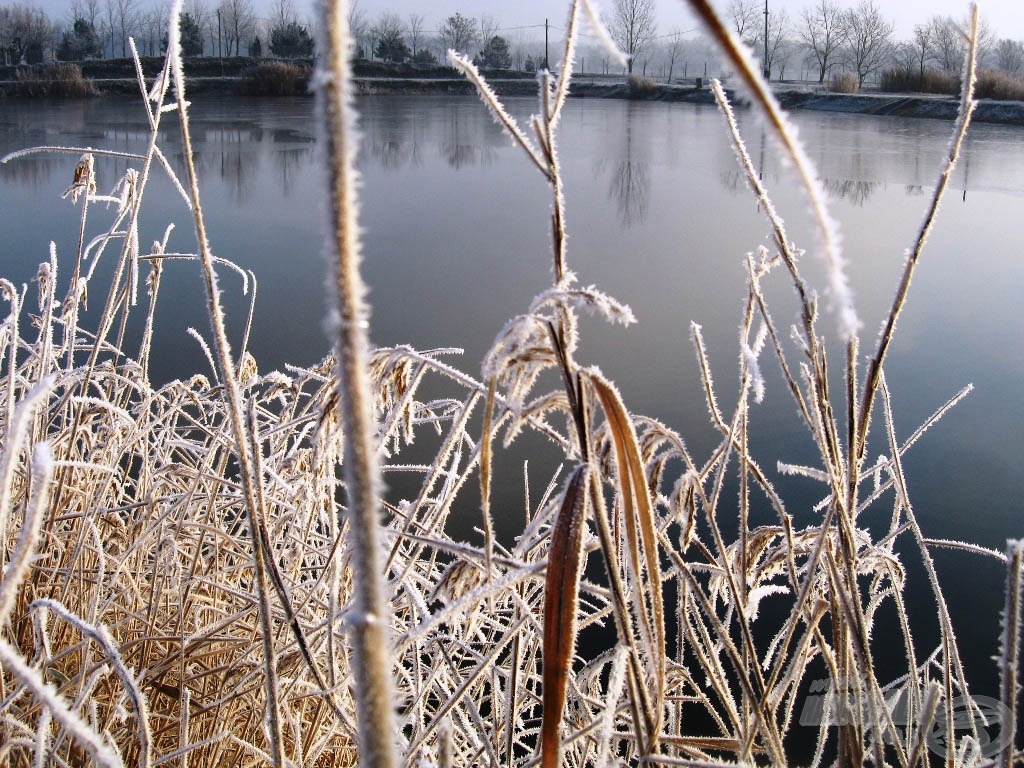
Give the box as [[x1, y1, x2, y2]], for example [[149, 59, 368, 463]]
[[1, 0, 1022, 95], [0, 0, 318, 64], [726, 0, 1022, 88], [347, 0, 1023, 88]]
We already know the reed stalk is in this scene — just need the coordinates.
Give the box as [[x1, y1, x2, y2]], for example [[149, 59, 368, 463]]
[[317, 1, 397, 766]]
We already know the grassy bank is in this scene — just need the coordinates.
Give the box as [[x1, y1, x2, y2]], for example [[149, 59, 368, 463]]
[[0, 2, 1020, 768]]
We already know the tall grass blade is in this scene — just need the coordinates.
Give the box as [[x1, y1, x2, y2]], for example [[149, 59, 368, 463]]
[[587, 370, 665, 744], [683, 0, 858, 340], [857, 4, 979, 464]]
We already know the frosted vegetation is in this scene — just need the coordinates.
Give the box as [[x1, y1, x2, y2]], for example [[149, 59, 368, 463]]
[[0, 1, 1021, 767]]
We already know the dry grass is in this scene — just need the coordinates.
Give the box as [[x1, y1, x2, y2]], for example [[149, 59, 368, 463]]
[[627, 73, 658, 98], [975, 69, 1024, 101], [0, 2, 1020, 768], [9, 63, 98, 98], [239, 61, 311, 97], [830, 71, 860, 94], [880, 66, 959, 96]]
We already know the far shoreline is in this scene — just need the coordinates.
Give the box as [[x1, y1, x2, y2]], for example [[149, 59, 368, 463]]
[[2, 58, 1023, 127]]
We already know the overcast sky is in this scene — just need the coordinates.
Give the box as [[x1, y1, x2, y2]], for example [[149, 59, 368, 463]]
[[28, 0, 1024, 44]]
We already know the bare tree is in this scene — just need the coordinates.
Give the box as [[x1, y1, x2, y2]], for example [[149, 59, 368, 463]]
[[406, 12, 425, 56], [218, 0, 255, 56], [799, 0, 846, 83], [69, 0, 102, 31], [139, 2, 166, 55], [726, 0, 759, 43], [607, 0, 656, 74], [995, 38, 1024, 75], [772, 36, 797, 79], [926, 13, 994, 73], [439, 12, 476, 56], [106, 0, 139, 58], [664, 28, 685, 82], [889, 40, 916, 73], [478, 13, 499, 49], [371, 11, 406, 61], [0, 3, 56, 63], [371, 11, 402, 40], [754, 7, 790, 80], [842, 0, 893, 87], [348, 0, 368, 58], [269, 0, 295, 26], [909, 23, 930, 80]]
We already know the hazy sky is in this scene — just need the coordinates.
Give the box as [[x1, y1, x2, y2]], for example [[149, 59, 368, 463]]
[[349, 0, 1023, 44], [29, 0, 1024, 44]]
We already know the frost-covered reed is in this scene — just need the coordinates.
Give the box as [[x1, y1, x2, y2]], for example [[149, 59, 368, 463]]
[[0, 1, 1018, 767]]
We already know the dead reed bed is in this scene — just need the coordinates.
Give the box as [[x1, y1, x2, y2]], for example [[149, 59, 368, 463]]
[[0, 1, 1021, 767], [9, 63, 98, 99]]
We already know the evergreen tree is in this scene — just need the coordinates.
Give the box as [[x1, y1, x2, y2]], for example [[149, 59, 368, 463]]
[[269, 21, 314, 58], [411, 47, 437, 65], [477, 35, 511, 69], [161, 12, 203, 56], [179, 13, 203, 57], [57, 17, 103, 61], [375, 29, 410, 63]]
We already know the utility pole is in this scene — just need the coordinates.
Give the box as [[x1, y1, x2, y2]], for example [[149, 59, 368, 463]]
[[763, 0, 769, 80], [217, 8, 222, 58], [544, 18, 549, 70]]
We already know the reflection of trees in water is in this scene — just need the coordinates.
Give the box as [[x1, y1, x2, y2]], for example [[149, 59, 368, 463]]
[[599, 103, 650, 228], [0, 155, 61, 190], [717, 127, 782, 198], [822, 178, 879, 206], [182, 123, 264, 202], [219, 147, 258, 203], [355, 101, 507, 171], [371, 139, 412, 170], [717, 123, 883, 207], [365, 105, 422, 171], [441, 106, 499, 170], [273, 147, 313, 195]]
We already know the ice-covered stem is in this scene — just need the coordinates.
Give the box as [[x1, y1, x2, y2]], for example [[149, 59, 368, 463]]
[[166, 1, 286, 765], [684, 0, 859, 342], [0, 634, 124, 768], [856, 5, 979, 466], [0, 377, 54, 576], [32, 598, 152, 768], [316, 2, 397, 767], [1000, 541, 1024, 768]]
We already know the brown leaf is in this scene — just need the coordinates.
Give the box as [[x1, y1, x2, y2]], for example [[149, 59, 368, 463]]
[[588, 370, 666, 739], [541, 463, 590, 768]]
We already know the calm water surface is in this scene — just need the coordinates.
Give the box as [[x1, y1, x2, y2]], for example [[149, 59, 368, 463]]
[[2, 93, 1023, 693]]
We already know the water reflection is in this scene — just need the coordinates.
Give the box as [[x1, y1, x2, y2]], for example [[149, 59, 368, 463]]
[[359, 101, 510, 172], [0, 153, 62, 190], [822, 178, 879, 206], [275, 147, 313, 194], [441, 107, 503, 169], [3, 94, 1024, 741], [601, 103, 650, 227]]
